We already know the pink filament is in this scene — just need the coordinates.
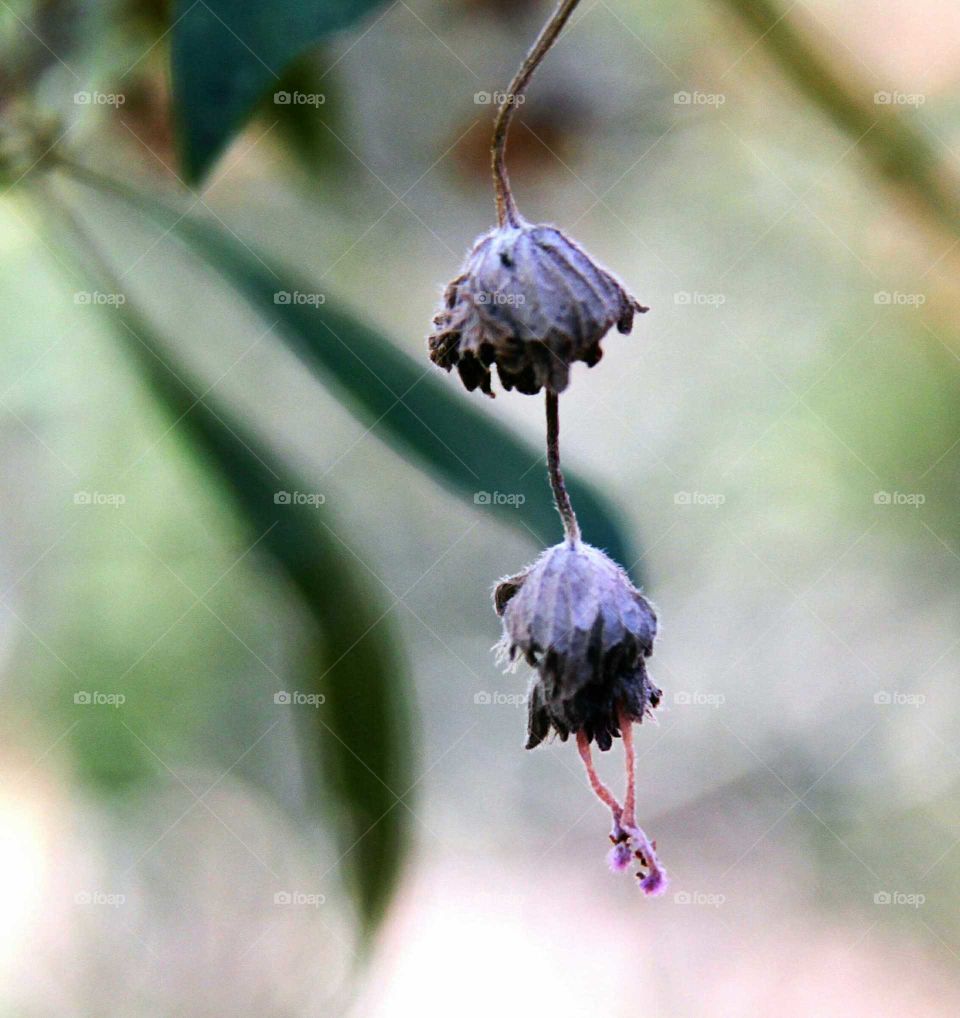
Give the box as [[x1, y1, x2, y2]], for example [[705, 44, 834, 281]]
[[576, 731, 622, 820], [619, 707, 636, 829]]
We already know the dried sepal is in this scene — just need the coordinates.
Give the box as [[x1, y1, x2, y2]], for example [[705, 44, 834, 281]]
[[429, 220, 647, 396], [493, 570, 528, 616]]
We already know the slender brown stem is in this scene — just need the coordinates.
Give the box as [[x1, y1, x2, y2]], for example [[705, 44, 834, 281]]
[[492, 0, 581, 226], [545, 390, 580, 545]]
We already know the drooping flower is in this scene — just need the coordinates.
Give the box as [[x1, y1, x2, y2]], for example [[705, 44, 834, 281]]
[[494, 541, 660, 751], [494, 539, 668, 895], [424, 0, 669, 897], [428, 219, 647, 396]]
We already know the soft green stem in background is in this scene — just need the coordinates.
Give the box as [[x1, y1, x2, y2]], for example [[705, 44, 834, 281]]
[[717, 0, 960, 241]]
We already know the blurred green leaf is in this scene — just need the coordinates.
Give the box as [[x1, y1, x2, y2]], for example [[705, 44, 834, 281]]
[[63, 163, 639, 572], [171, 0, 387, 181], [44, 188, 415, 939], [270, 54, 350, 171]]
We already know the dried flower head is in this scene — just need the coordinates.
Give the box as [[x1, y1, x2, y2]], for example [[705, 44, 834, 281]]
[[494, 538, 668, 895], [494, 540, 660, 750], [428, 219, 647, 396], [427, 0, 670, 896]]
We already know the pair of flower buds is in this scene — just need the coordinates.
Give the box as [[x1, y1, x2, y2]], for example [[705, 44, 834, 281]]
[[427, 217, 667, 894]]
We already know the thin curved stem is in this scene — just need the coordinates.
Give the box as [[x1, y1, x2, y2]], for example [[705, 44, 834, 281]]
[[492, 0, 581, 226], [576, 731, 622, 821], [545, 390, 580, 545], [619, 706, 636, 829]]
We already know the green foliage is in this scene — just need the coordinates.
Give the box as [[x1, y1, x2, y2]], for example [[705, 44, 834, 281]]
[[43, 149, 641, 940], [66, 164, 638, 570], [29, 126, 639, 950], [131, 346, 416, 936], [171, 0, 388, 181], [48, 194, 416, 940], [14, 0, 639, 956]]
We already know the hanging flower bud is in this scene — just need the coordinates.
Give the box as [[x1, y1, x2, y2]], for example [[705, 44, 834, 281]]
[[494, 540, 660, 750], [428, 219, 647, 396], [494, 538, 668, 895], [427, 0, 670, 898]]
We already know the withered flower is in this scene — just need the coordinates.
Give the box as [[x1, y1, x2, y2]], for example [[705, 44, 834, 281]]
[[428, 219, 647, 396], [494, 541, 659, 752], [494, 538, 668, 895], [427, 0, 670, 896], [426, 1, 646, 398]]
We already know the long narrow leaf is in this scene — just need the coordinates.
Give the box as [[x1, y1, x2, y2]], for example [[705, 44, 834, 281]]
[[62, 163, 639, 573], [171, 0, 388, 181], [44, 188, 415, 939]]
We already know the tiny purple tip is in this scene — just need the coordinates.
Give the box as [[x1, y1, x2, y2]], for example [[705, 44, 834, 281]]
[[607, 841, 632, 872], [619, 822, 668, 897], [639, 866, 669, 897]]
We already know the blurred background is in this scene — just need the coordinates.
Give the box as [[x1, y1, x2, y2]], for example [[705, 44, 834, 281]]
[[1, 0, 960, 1014]]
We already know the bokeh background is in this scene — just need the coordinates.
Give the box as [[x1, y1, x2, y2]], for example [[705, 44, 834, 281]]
[[2, 0, 960, 1014]]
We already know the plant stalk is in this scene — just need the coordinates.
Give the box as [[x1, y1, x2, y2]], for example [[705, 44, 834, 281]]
[[545, 390, 580, 545], [492, 0, 581, 227]]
